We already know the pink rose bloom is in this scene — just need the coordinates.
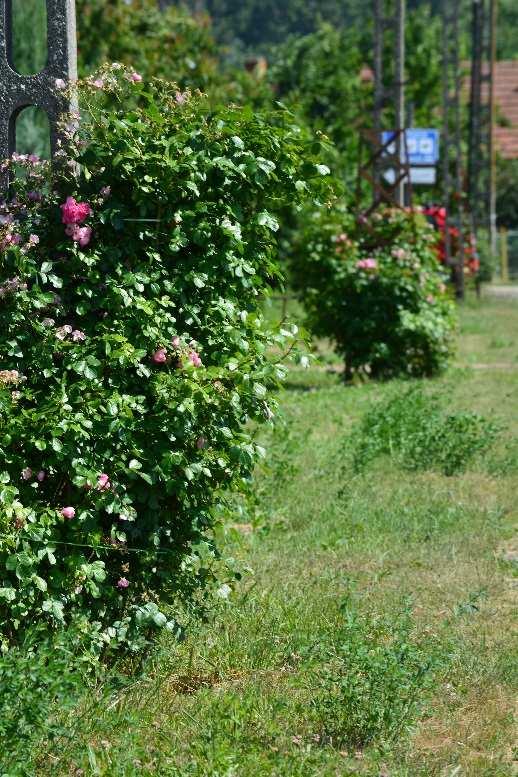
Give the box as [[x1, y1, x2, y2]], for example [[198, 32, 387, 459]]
[[21, 467, 32, 480], [71, 329, 86, 342], [61, 506, 76, 520], [37, 470, 46, 482], [172, 335, 181, 348], [392, 248, 407, 260], [56, 324, 73, 340], [175, 91, 186, 105], [130, 72, 143, 83], [356, 258, 378, 271], [188, 350, 202, 367], [70, 225, 92, 247], [97, 473, 110, 490], [29, 234, 39, 246], [92, 78, 104, 89], [60, 196, 92, 225], [28, 154, 40, 164], [117, 577, 129, 589], [152, 348, 167, 364]]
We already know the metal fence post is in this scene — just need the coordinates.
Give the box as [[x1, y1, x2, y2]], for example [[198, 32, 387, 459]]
[[0, 0, 77, 184]]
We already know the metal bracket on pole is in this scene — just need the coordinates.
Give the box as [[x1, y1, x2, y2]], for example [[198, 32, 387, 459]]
[[361, 0, 410, 216]]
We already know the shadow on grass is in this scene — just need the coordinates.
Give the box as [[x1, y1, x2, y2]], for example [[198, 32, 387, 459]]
[[283, 369, 344, 393]]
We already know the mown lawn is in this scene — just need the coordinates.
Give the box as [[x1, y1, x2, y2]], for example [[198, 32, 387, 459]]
[[11, 297, 518, 776]]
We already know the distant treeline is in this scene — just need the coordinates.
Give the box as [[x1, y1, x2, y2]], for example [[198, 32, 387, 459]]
[[174, 0, 516, 59]]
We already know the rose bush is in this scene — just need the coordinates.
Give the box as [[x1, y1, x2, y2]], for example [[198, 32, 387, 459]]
[[290, 206, 457, 378], [0, 68, 330, 653]]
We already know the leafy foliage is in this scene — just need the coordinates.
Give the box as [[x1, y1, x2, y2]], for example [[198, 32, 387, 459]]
[[350, 386, 498, 475], [0, 68, 329, 653], [269, 24, 367, 184], [76, 0, 219, 88], [291, 206, 457, 378], [0, 631, 87, 771]]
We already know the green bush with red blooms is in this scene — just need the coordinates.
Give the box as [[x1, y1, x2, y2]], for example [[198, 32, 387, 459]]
[[0, 66, 330, 655], [290, 206, 457, 379]]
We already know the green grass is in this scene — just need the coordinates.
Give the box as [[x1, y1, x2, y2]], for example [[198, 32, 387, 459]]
[[4, 297, 518, 776]]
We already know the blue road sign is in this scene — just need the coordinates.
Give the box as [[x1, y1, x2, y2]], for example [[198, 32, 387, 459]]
[[382, 129, 440, 166]]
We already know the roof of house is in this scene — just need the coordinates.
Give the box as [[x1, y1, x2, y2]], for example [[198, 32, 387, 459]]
[[493, 60, 518, 159]]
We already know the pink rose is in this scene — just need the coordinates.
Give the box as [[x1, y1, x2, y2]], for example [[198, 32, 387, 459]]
[[61, 506, 76, 520], [175, 91, 186, 105], [97, 473, 110, 490], [71, 329, 86, 342], [188, 350, 202, 368], [172, 335, 181, 348], [130, 72, 143, 83], [152, 348, 167, 364], [28, 234, 40, 246], [356, 258, 378, 271], [37, 470, 46, 482], [60, 196, 92, 225], [21, 467, 32, 480], [92, 79, 104, 89], [4, 233, 21, 246], [117, 577, 130, 589], [56, 324, 73, 340], [70, 225, 92, 247]]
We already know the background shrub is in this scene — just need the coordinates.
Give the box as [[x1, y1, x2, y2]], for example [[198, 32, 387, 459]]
[[290, 205, 457, 378], [0, 69, 330, 654]]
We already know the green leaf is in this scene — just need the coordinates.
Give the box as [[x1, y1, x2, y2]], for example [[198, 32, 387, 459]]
[[32, 575, 47, 592], [316, 164, 331, 176], [257, 211, 279, 232]]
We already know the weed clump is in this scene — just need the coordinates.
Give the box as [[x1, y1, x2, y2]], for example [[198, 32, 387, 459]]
[[311, 605, 438, 748], [349, 386, 498, 476]]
